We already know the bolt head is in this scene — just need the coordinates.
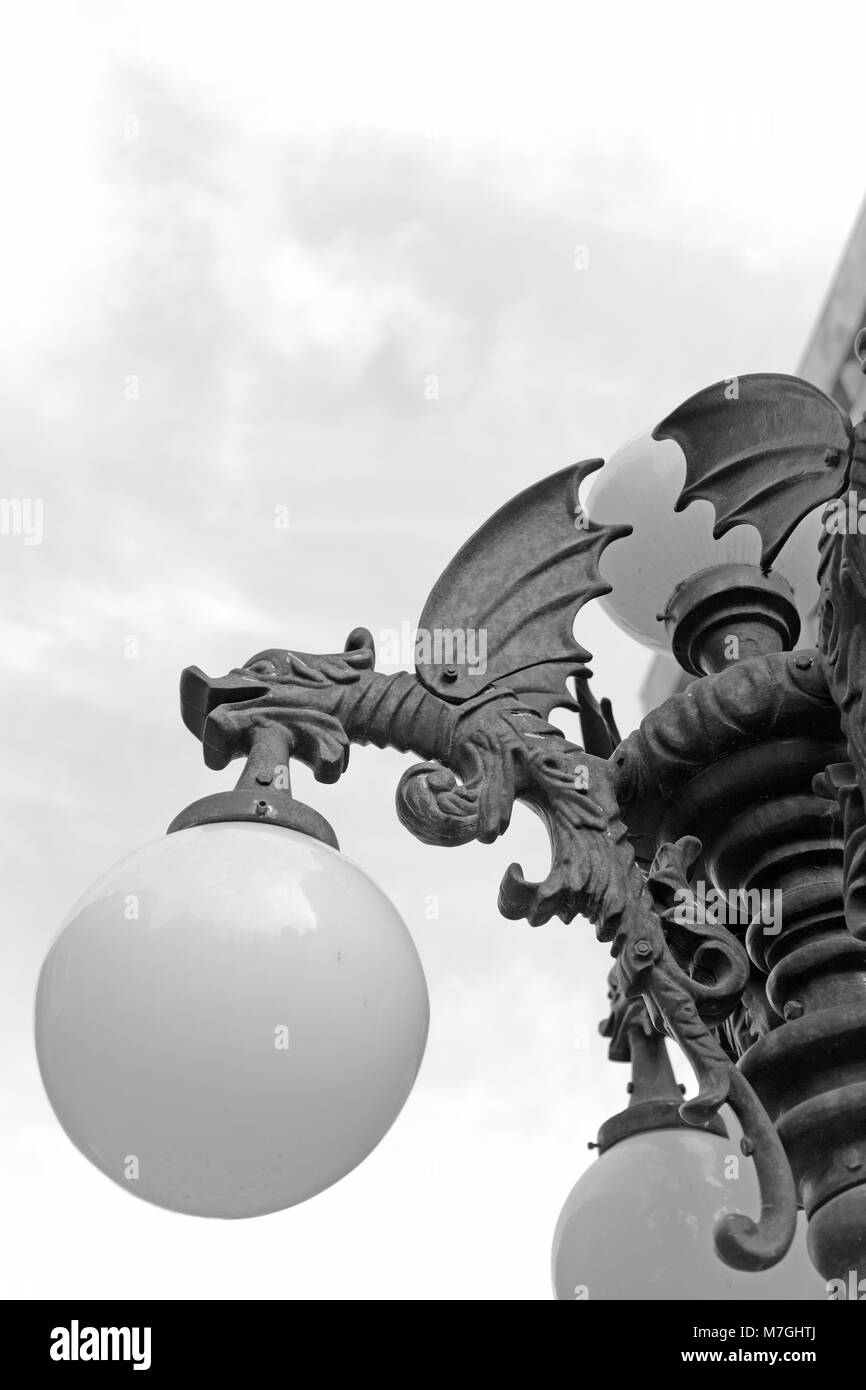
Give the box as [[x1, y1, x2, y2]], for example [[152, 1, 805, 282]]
[[442, 666, 458, 683]]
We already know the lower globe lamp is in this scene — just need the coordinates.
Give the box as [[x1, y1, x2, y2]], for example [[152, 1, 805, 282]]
[[35, 820, 429, 1218], [552, 1122, 824, 1301], [555, 978, 828, 1302]]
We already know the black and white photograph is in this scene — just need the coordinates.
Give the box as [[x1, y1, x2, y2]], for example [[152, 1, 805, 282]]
[[4, 0, 866, 1356]]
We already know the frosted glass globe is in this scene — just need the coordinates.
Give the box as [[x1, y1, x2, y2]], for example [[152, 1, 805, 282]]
[[552, 1128, 824, 1300], [35, 822, 429, 1218], [584, 432, 823, 652]]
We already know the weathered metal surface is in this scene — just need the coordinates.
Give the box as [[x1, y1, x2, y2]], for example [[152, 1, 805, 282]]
[[175, 458, 803, 1273]]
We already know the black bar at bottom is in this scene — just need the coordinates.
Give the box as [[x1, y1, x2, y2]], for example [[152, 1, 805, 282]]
[[2, 1297, 861, 1375]]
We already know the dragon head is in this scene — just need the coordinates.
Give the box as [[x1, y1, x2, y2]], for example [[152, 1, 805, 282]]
[[180, 627, 377, 774]]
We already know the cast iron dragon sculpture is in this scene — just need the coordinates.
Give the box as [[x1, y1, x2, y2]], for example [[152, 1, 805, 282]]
[[177, 367, 866, 1276]]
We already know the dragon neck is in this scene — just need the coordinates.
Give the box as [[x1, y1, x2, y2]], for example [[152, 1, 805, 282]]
[[340, 670, 455, 761]]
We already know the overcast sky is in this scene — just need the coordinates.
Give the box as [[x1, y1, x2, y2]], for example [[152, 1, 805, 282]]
[[2, 0, 862, 1299]]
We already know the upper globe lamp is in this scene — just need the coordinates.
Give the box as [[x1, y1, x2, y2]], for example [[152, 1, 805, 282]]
[[583, 430, 824, 673], [35, 699, 430, 1220]]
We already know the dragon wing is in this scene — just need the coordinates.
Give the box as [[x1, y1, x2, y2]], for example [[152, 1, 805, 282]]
[[414, 459, 630, 725], [653, 374, 853, 568]]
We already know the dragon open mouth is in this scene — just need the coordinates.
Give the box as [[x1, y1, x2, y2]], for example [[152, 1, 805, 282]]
[[179, 665, 271, 742]]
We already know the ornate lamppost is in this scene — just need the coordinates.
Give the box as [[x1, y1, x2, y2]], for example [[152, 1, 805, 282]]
[[35, 343, 866, 1297]]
